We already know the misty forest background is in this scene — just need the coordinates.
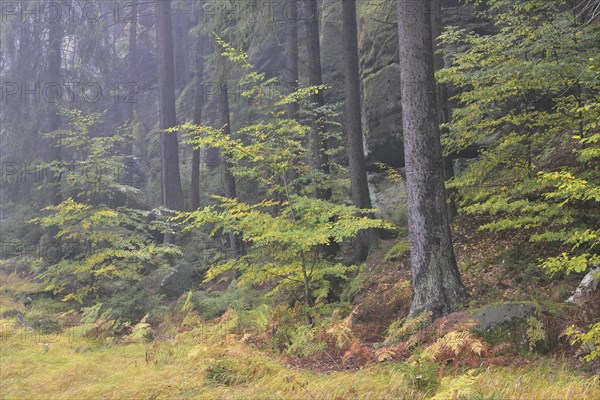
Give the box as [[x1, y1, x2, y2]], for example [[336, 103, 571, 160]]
[[0, 1, 599, 399]]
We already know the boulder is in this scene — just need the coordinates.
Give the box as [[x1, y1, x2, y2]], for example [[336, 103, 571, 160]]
[[473, 301, 537, 331], [160, 262, 194, 298], [566, 266, 600, 305]]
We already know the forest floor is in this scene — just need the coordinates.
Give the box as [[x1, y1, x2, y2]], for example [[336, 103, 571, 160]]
[[1, 216, 599, 399]]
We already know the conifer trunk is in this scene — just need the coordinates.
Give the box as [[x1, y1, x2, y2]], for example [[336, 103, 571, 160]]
[[342, 0, 376, 260], [397, 0, 467, 318], [127, 2, 137, 156], [218, 55, 242, 258], [47, 14, 62, 205], [191, 32, 205, 210], [303, 0, 331, 199], [430, 0, 457, 219], [286, 0, 299, 119], [156, 0, 184, 211]]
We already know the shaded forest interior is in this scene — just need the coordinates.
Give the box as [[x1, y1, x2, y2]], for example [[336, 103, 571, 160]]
[[0, 1, 599, 398]]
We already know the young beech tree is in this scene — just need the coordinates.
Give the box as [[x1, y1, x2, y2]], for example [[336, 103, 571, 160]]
[[397, 0, 467, 318], [437, 0, 600, 276], [175, 42, 391, 324], [33, 111, 180, 308], [438, 0, 599, 360]]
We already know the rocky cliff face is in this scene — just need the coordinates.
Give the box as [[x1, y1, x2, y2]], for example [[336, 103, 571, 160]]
[[357, 0, 403, 169], [319, 0, 402, 169], [319, 0, 491, 169]]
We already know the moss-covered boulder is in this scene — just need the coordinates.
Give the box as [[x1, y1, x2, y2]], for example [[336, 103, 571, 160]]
[[473, 301, 545, 353], [159, 262, 194, 298], [473, 301, 537, 330]]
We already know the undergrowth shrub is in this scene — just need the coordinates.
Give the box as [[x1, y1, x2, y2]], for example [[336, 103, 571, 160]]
[[205, 360, 238, 385], [564, 322, 600, 362], [179, 281, 263, 321], [237, 303, 272, 335], [423, 331, 487, 370], [341, 340, 374, 368], [25, 312, 62, 334], [380, 312, 513, 374], [324, 307, 359, 354], [394, 361, 440, 394], [145, 340, 178, 366], [103, 282, 162, 323], [525, 316, 546, 352], [340, 265, 368, 302], [29, 296, 71, 315], [123, 315, 154, 343], [385, 312, 432, 345], [430, 370, 478, 400], [287, 325, 326, 357], [204, 356, 277, 386]]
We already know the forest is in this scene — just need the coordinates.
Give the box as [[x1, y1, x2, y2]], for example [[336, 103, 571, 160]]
[[0, 0, 599, 398]]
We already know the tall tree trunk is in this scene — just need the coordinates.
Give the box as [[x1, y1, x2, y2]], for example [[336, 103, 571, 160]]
[[156, 0, 184, 211], [430, 0, 457, 220], [286, 0, 299, 119], [218, 55, 242, 258], [174, 5, 189, 90], [191, 32, 205, 211], [430, 0, 448, 125], [47, 14, 62, 206], [397, 0, 467, 318], [127, 2, 138, 156], [283, 0, 301, 195], [15, 22, 31, 125], [303, 0, 331, 199], [342, 0, 375, 260]]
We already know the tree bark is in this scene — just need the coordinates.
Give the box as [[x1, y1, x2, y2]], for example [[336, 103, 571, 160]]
[[286, 0, 300, 119], [191, 32, 205, 211], [342, 0, 375, 260], [127, 2, 138, 156], [47, 14, 62, 206], [173, 5, 189, 90], [397, 0, 467, 318], [156, 0, 184, 211], [430, 0, 457, 220], [303, 0, 331, 199]]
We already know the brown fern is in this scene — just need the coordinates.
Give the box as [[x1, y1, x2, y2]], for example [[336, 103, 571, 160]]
[[342, 340, 373, 368], [375, 342, 411, 362]]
